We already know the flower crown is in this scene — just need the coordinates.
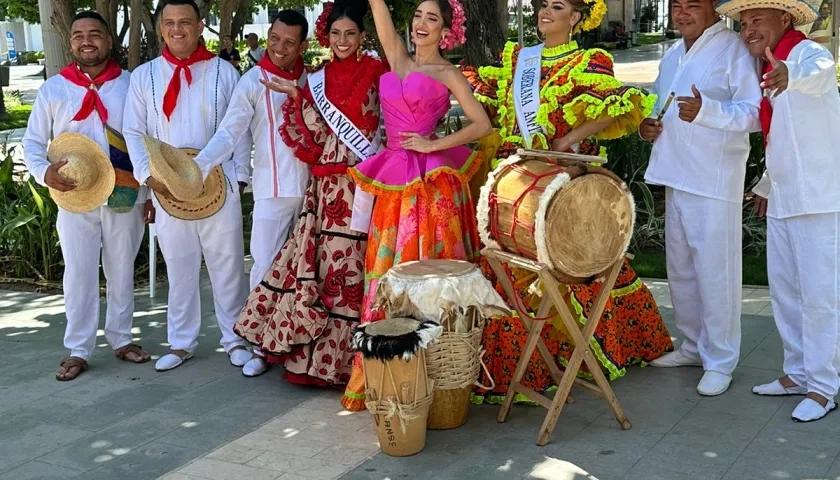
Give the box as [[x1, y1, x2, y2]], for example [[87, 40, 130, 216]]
[[315, 2, 335, 48], [440, 0, 467, 50], [573, 0, 607, 34]]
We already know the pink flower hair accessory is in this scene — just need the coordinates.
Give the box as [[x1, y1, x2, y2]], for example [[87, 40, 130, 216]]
[[439, 0, 467, 50]]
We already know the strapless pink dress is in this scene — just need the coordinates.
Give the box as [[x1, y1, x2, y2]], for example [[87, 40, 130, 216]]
[[342, 71, 483, 411]]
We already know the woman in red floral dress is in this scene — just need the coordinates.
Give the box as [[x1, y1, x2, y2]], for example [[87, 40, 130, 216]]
[[233, 0, 389, 384]]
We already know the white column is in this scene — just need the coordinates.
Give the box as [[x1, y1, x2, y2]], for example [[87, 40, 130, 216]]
[[37, 0, 70, 78]]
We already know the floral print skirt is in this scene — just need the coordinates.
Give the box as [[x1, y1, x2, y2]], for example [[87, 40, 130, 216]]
[[471, 257, 674, 404], [340, 168, 481, 410], [235, 173, 366, 387]]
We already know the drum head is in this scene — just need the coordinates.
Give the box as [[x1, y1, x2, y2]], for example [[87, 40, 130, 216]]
[[545, 172, 634, 279], [365, 317, 422, 337], [389, 260, 476, 280]]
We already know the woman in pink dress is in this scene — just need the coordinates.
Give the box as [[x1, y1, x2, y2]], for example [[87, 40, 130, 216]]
[[341, 0, 493, 410]]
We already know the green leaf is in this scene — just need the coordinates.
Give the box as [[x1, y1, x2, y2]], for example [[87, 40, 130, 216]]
[[27, 180, 46, 218], [1, 213, 37, 235]]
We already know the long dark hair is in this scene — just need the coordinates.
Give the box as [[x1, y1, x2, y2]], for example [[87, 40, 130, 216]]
[[326, 0, 369, 33]]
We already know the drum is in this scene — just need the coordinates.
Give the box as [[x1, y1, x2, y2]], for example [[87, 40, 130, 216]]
[[477, 151, 634, 283], [372, 260, 507, 430], [352, 318, 440, 457]]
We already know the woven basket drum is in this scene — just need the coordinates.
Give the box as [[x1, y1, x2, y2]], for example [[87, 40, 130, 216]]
[[355, 318, 436, 457], [425, 307, 486, 430], [478, 155, 634, 283]]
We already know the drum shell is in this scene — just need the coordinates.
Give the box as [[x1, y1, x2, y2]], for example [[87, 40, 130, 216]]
[[363, 353, 432, 457]]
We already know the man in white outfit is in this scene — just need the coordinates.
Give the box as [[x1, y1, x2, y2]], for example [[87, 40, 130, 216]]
[[719, 0, 840, 422], [641, 0, 762, 396], [194, 10, 310, 377], [123, 0, 253, 372], [23, 11, 153, 380]]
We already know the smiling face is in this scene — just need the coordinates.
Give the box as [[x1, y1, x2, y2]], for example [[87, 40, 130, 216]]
[[70, 18, 112, 67], [160, 4, 203, 58], [267, 20, 308, 71], [671, 0, 719, 44], [412, 1, 450, 48], [329, 17, 364, 60], [537, 0, 582, 38], [739, 8, 791, 57]]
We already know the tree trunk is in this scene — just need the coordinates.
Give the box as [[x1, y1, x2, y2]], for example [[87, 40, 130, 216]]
[[217, 0, 236, 51], [666, 0, 674, 30], [139, 2, 160, 59], [128, 0, 144, 70], [118, 0, 131, 45], [462, 0, 508, 66], [231, 0, 252, 40], [39, 0, 73, 77]]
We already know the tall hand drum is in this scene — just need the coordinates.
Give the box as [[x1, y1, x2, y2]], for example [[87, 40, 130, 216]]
[[477, 150, 634, 283], [353, 318, 440, 457], [373, 260, 509, 430]]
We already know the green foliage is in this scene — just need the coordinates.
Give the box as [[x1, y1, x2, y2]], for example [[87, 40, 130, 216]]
[[0, 145, 62, 285]]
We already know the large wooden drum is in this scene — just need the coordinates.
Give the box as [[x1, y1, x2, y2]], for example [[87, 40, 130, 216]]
[[477, 150, 634, 283]]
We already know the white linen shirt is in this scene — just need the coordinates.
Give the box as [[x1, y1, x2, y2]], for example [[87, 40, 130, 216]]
[[22, 70, 148, 203], [194, 65, 309, 200], [644, 22, 762, 203], [750, 40, 840, 219], [122, 56, 251, 188]]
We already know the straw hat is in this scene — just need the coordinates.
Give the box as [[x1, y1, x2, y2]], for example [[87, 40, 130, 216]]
[[715, 0, 818, 25], [142, 136, 203, 202], [154, 148, 227, 221], [46, 133, 115, 213]]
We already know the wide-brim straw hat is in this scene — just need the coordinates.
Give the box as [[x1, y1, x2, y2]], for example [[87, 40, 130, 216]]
[[715, 0, 818, 26], [154, 149, 226, 221], [46, 133, 115, 213], [143, 136, 203, 202]]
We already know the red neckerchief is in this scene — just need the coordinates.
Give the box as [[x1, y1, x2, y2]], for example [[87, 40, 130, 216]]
[[258, 54, 305, 81], [760, 29, 807, 146], [59, 59, 123, 124], [161, 44, 216, 120]]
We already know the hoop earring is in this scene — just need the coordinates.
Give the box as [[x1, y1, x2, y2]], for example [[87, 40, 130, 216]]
[[357, 47, 362, 61]]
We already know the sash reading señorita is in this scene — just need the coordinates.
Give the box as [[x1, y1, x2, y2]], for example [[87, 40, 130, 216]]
[[308, 67, 382, 232], [513, 44, 545, 149]]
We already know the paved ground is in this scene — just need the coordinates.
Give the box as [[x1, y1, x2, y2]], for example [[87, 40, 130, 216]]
[[4, 269, 839, 480]]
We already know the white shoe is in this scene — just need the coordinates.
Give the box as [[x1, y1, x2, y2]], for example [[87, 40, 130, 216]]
[[752, 379, 807, 396], [155, 351, 193, 372], [792, 398, 837, 422], [229, 347, 253, 367], [697, 371, 732, 396], [242, 357, 267, 377], [649, 349, 703, 368]]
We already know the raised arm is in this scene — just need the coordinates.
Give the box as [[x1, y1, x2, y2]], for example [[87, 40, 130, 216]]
[[692, 53, 762, 133], [369, 0, 410, 70], [195, 77, 254, 180]]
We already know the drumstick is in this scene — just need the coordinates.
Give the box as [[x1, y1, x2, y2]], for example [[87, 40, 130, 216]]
[[516, 149, 607, 165], [657, 92, 675, 121]]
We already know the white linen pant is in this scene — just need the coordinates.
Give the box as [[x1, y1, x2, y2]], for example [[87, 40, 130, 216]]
[[57, 203, 145, 360], [665, 188, 742, 375], [248, 197, 304, 290], [767, 213, 840, 400], [154, 187, 247, 353]]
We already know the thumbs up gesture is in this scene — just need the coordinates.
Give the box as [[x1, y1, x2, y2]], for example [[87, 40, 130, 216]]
[[676, 84, 703, 123], [761, 47, 788, 97]]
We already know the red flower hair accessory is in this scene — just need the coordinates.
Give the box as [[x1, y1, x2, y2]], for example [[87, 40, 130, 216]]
[[315, 2, 334, 48], [440, 0, 467, 50]]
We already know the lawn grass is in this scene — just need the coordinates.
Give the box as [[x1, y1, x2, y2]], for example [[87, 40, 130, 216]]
[[631, 249, 769, 286], [0, 104, 33, 130]]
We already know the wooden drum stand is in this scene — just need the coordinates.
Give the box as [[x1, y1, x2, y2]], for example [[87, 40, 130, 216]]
[[482, 248, 632, 446]]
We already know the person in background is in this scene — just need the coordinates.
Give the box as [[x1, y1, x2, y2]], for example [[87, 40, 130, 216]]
[[641, 0, 762, 397], [219, 34, 241, 72], [244, 32, 265, 71]]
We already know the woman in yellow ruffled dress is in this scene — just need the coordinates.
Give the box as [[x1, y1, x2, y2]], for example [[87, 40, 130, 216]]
[[463, 0, 674, 404]]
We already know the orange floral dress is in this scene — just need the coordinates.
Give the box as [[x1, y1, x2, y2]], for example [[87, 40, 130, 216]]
[[464, 41, 674, 404]]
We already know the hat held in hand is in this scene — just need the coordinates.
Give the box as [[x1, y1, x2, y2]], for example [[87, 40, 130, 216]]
[[142, 136, 226, 221], [46, 133, 115, 213]]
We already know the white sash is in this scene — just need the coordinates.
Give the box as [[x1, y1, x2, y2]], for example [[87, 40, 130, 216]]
[[513, 44, 545, 148], [308, 68, 381, 233]]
